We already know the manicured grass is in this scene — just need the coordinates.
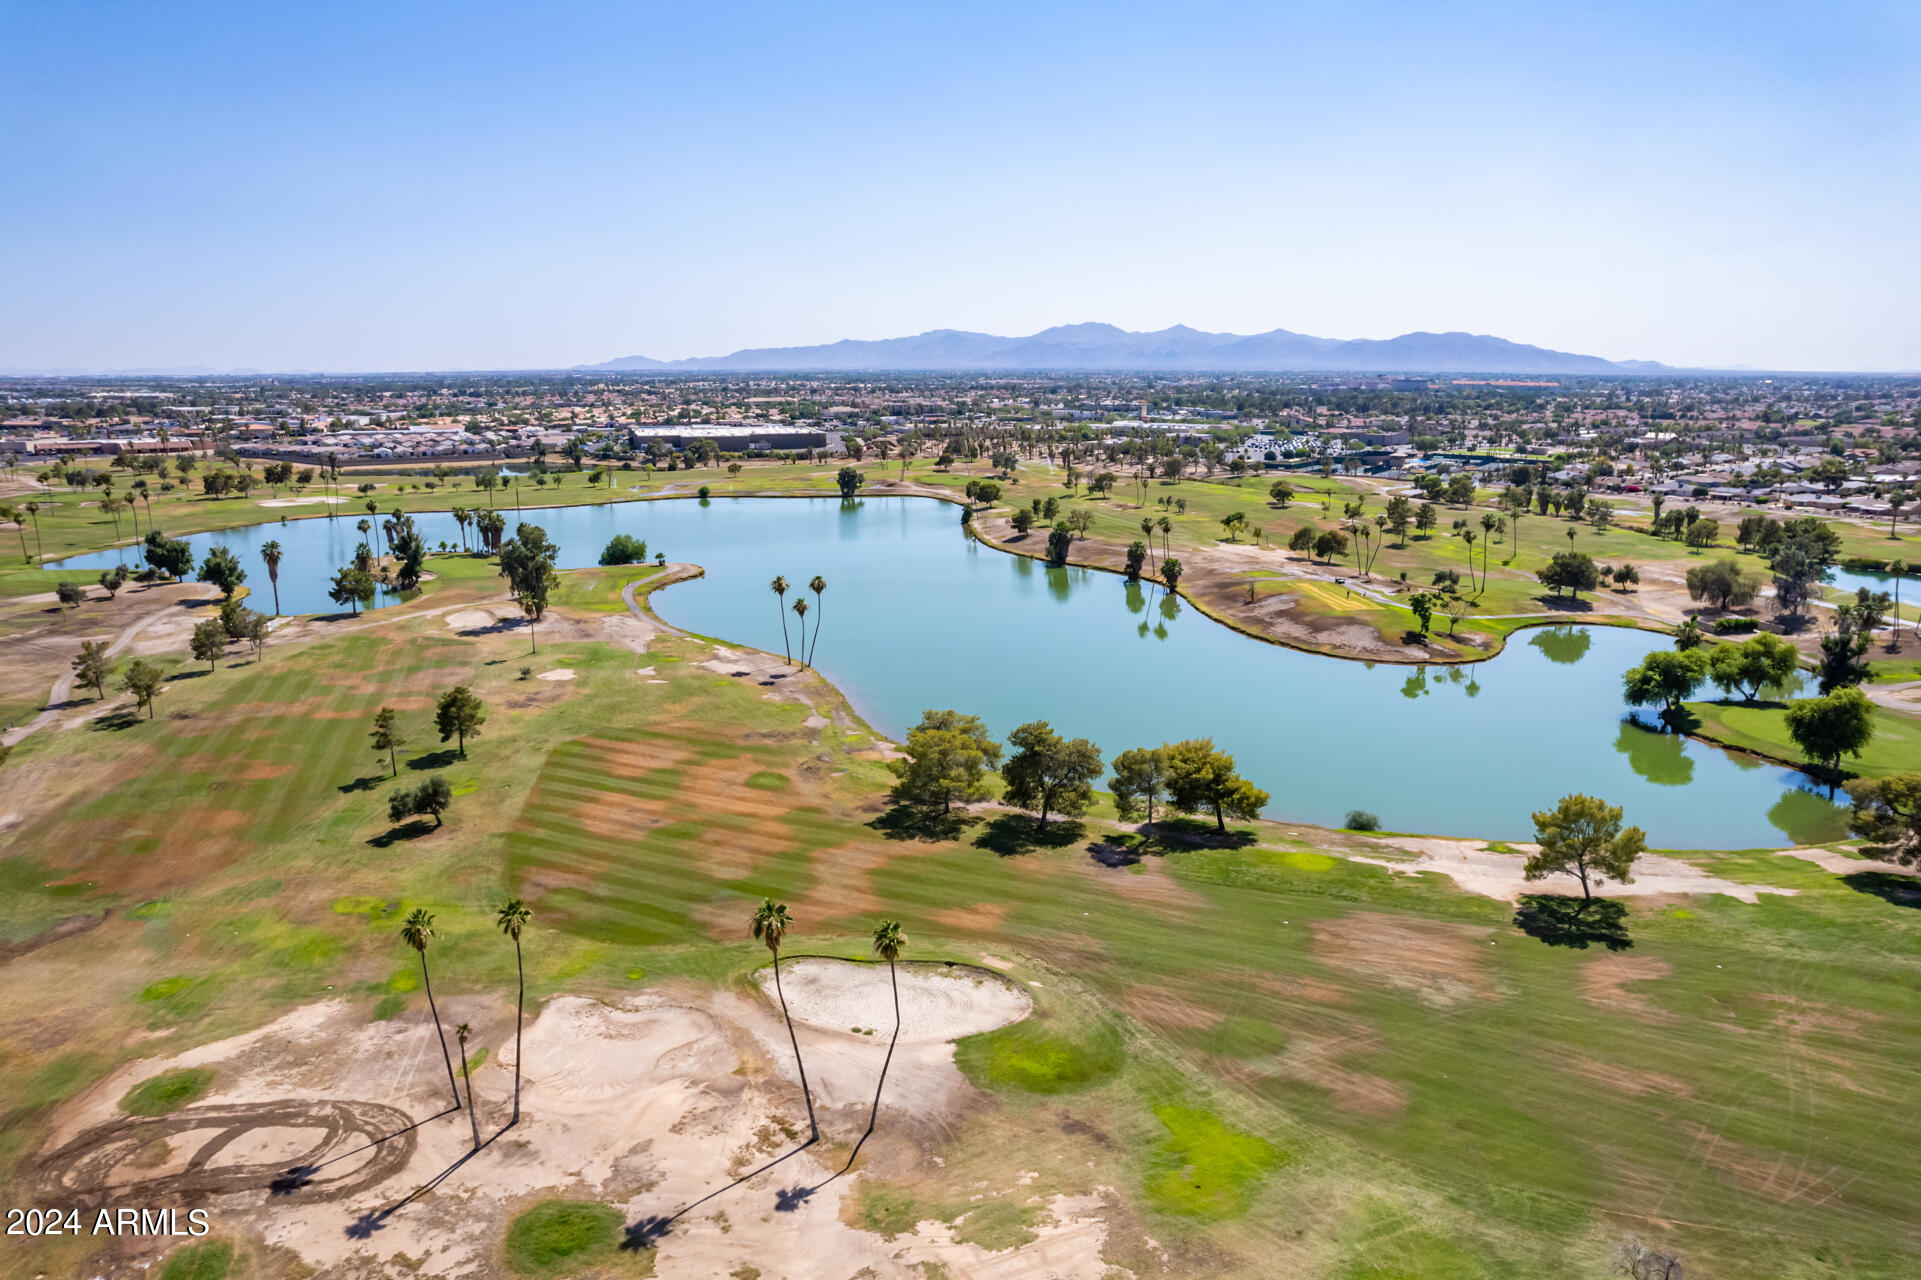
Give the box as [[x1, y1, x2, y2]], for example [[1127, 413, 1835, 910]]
[[1144, 1105, 1286, 1219], [121, 1067, 215, 1115], [1687, 697, 1921, 780], [954, 1015, 1125, 1095], [158, 1240, 235, 1280], [503, 1200, 629, 1277], [5, 527, 1921, 1276]]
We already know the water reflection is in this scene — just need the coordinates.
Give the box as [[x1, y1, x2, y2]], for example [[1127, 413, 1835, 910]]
[[1767, 786, 1851, 845], [1530, 626, 1593, 665], [1614, 720, 1695, 786]]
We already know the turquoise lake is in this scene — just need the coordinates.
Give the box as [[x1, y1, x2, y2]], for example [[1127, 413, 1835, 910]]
[[53, 495, 1848, 848]]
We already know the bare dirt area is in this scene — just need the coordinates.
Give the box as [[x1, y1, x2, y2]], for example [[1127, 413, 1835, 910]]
[[1345, 836, 1796, 904], [1310, 911, 1501, 1010], [1579, 956, 1674, 1021], [30, 973, 1093, 1279]]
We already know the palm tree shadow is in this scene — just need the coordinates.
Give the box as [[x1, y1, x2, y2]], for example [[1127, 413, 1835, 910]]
[[974, 814, 1084, 857], [621, 1135, 818, 1251], [272, 1103, 460, 1197], [1513, 895, 1633, 950], [337, 773, 384, 794], [341, 1116, 516, 1236]]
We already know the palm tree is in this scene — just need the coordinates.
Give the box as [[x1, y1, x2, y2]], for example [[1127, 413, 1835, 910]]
[[751, 898, 817, 1140], [261, 540, 284, 615], [791, 598, 809, 664], [1157, 515, 1171, 558], [24, 501, 43, 562], [1890, 559, 1908, 651], [859, 921, 908, 1151], [455, 1023, 481, 1150], [771, 575, 791, 663], [806, 576, 827, 665], [1461, 529, 1479, 594], [1480, 512, 1498, 585], [495, 898, 532, 1123], [400, 908, 464, 1110]]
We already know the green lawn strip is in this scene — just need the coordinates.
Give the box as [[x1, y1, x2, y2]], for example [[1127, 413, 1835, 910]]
[[121, 1067, 216, 1115], [1685, 697, 1921, 781], [503, 1199, 641, 1277]]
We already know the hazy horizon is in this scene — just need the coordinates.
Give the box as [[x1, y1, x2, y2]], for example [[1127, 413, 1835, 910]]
[[3, 1, 1917, 374]]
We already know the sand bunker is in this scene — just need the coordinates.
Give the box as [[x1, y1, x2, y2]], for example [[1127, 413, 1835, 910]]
[[536, 667, 576, 681], [256, 496, 349, 506], [34, 983, 1102, 1279], [757, 958, 1032, 1042], [1346, 836, 1796, 904]]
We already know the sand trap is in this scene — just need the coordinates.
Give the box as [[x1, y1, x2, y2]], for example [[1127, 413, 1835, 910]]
[[757, 958, 1032, 1041], [256, 496, 348, 507], [536, 667, 575, 682], [1775, 846, 1921, 878], [1345, 836, 1796, 904]]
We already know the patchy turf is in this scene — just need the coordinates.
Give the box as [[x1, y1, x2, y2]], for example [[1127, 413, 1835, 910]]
[[120, 1067, 216, 1116]]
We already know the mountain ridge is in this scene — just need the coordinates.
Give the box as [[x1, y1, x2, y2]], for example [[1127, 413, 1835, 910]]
[[583, 324, 1667, 374]]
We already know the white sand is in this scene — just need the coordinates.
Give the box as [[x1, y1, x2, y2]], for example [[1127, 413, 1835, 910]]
[[255, 496, 349, 507], [758, 958, 1032, 1042], [535, 667, 575, 682], [1346, 836, 1798, 904]]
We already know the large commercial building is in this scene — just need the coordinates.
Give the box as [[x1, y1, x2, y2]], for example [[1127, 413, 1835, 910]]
[[627, 424, 829, 452]]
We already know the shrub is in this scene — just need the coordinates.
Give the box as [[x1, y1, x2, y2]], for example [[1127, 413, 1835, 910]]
[[1344, 809, 1381, 831], [597, 533, 647, 566], [1713, 617, 1758, 634], [121, 1068, 215, 1116]]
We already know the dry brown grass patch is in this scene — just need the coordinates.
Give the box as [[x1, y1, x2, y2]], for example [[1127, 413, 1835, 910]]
[[1579, 956, 1674, 1022], [1311, 911, 1498, 1009]]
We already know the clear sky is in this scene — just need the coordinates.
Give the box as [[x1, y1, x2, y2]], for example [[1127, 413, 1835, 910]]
[[3, 1, 1916, 373]]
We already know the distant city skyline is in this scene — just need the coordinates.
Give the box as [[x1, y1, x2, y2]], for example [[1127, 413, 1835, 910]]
[[2, 1, 1917, 373]]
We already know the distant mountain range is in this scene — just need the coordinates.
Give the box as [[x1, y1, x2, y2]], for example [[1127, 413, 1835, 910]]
[[582, 323, 1669, 375]]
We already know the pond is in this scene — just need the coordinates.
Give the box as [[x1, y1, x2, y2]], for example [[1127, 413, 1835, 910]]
[[54, 495, 1846, 847]]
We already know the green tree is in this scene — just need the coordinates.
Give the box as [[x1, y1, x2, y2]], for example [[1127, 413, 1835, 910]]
[[836, 466, 864, 499], [1312, 530, 1347, 564], [1124, 540, 1148, 581], [498, 523, 560, 653], [328, 565, 376, 615], [121, 658, 164, 718], [1011, 508, 1034, 535], [1161, 557, 1183, 590], [891, 709, 1002, 813], [1162, 738, 1270, 833], [1845, 773, 1921, 864], [259, 540, 283, 615], [1684, 559, 1761, 611], [1621, 649, 1708, 727], [371, 706, 405, 776], [1407, 592, 1437, 636], [1415, 501, 1439, 537], [71, 638, 111, 699], [1220, 511, 1247, 542], [389, 775, 452, 827], [1000, 720, 1103, 827], [1785, 687, 1875, 793], [400, 908, 464, 1109], [1268, 479, 1294, 508], [496, 898, 533, 1122], [1706, 633, 1799, 702], [435, 685, 487, 757], [1525, 794, 1646, 903], [1537, 550, 1600, 599], [599, 533, 648, 566], [196, 546, 245, 599], [751, 899, 817, 1140], [1288, 526, 1314, 555], [1385, 495, 1412, 546], [143, 530, 194, 580], [190, 618, 227, 671], [1109, 746, 1168, 825], [1817, 604, 1873, 693], [1047, 521, 1073, 566]]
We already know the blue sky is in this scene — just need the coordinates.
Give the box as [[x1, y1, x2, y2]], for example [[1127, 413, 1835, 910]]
[[2, 1, 1916, 372]]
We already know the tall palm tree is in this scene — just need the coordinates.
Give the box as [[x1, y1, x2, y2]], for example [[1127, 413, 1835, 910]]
[[855, 921, 908, 1154], [751, 898, 817, 1140], [1157, 515, 1171, 558], [791, 598, 809, 665], [24, 501, 43, 562], [1890, 559, 1908, 651], [806, 575, 827, 665], [771, 575, 791, 663], [260, 540, 284, 615], [1480, 512, 1498, 585], [1461, 529, 1479, 594], [455, 1023, 481, 1150], [401, 908, 464, 1110], [495, 898, 532, 1122]]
